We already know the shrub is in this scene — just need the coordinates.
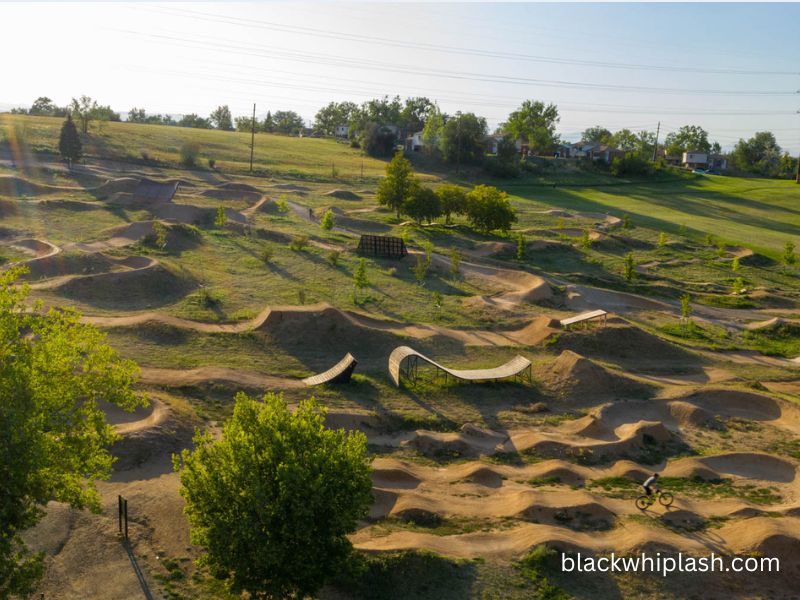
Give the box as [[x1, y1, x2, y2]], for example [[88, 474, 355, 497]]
[[402, 186, 441, 224], [180, 141, 200, 167], [275, 197, 289, 213], [449, 248, 461, 277], [517, 233, 526, 259], [580, 229, 592, 250], [214, 206, 227, 228], [622, 214, 631, 229], [289, 235, 309, 251], [731, 257, 740, 272], [465, 185, 517, 233], [623, 252, 636, 282], [326, 249, 340, 266], [320, 209, 335, 231], [208, 158, 216, 169], [412, 254, 430, 284], [298, 289, 306, 305], [153, 221, 168, 249], [610, 152, 651, 177], [260, 245, 274, 263], [783, 241, 796, 266], [352, 258, 369, 303], [435, 184, 468, 224]]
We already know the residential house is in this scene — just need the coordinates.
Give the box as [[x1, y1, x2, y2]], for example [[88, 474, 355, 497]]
[[405, 131, 424, 152], [708, 154, 728, 172], [335, 124, 349, 138], [682, 151, 708, 169], [568, 141, 622, 163]]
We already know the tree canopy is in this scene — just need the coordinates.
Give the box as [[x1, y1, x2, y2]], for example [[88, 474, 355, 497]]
[[465, 185, 517, 233], [403, 185, 441, 224], [314, 101, 359, 136], [272, 110, 305, 135], [0, 269, 142, 597], [376, 152, 418, 216], [581, 126, 612, 144], [501, 100, 560, 153], [58, 114, 82, 166], [174, 392, 372, 600], [664, 125, 711, 155], [439, 112, 488, 164], [730, 131, 785, 177], [209, 105, 234, 131]]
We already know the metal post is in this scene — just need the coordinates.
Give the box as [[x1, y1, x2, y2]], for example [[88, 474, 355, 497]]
[[124, 498, 128, 540], [118, 495, 123, 536]]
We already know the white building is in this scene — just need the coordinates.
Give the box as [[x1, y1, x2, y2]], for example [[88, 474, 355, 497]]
[[405, 131, 424, 152], [682, 151, 708, 169], [335, 124, 349, 138]]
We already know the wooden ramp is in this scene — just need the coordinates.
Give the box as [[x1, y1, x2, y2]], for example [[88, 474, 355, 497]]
[[388, 346, 531, 387], [560, 309, 608, 329], [302, 353, 358, 386]]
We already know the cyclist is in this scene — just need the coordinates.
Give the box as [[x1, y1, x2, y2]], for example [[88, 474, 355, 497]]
[[642, 472, 660, 497]]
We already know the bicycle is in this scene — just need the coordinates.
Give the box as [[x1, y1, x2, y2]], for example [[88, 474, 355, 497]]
[[635, 489, 673, 510]]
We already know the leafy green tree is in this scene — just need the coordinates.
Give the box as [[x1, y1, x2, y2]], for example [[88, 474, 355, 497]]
[[658, 232, 668, 247], [58, 114, 82, 167], [581, 229, 592, 250], [29, 96, 60, 116], [376, 152, 418, 217], [320, 208, 335, 230], [153, 221, 168, 249], [680, 293, 692, 323], [402, 186, 441, 224], [622, 214, 631, 229], [465, 185, 517, 233], [69, 95, 97, 133], [439, 112, 488, 164], [178, 113, 212, 129], [234, 115, 255, 132], [399, 97, 434, 134], [314, 101, 359, 136], [214, 205, 227, 228], [272, 110, 305, 135], [0, 269, 141, 597], [609, 129, 638, 151], [449, 247, 461, 277], [730, 131, 782, 177], [412, 254, 431, 284], [174, 392, 371, 600], [610, 153, 650, 177], [501, 100, 560, 154], [263, 111, 275, 133], [517, 233, 526, 259], [664, 125, 711, 155], [180, 141, 200, 166], [421, 104, 444, 154], [623, 252, 636, 282], [435, 184, 468, 224], [731, 257, 740, 272], [353, 258, 369, 303], [783, 241, 797, 266], [209, 105, 233, 130], [128, 107, 146, 123], [360, 122, 397, 157], [581, 126, 612, 144]]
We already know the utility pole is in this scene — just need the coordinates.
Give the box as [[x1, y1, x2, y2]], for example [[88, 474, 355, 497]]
[[652, 121, 661, 162], [249, 103, 256, 174], [456, 112, 461, 174]]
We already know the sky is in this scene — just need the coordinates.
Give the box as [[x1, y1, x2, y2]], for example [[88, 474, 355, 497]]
[[2, 2, 799, 153]]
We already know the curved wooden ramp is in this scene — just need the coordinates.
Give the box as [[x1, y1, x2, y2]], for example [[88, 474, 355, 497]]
[[302, 353, 358, 386], [388, 346, 531, 387]]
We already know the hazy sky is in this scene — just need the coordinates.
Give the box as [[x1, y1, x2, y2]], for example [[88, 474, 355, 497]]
[[2, 2, 799, 152]]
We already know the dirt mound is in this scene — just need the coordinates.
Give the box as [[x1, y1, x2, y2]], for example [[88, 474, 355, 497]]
[[152, 202, 246, 226], [101, 220, 158, 247], [508, 316, 562, 346], [270, 183, 309, 192], [517, 501, 615, 530], [9, 238, 61, 260], [54, 261, 196, 309], [681, 389, 785, 422], [537, 350, 650, 401], [372, 468, 421, 489], [458, 466, 505, 488], [551, 323, 694, 370], [20, 251, 117, 281], [200, 188, 261, 202], [217, 182, 261, 193], [91, 177, 140, 198], [0, 175, 71, 196], [559, 415, 615, 439], [324, 189, 362, 200], [667, 400, 718, 428]]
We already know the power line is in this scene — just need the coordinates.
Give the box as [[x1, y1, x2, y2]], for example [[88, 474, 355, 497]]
[[137, 5, 800, 77], [111, 28, 799, 97]]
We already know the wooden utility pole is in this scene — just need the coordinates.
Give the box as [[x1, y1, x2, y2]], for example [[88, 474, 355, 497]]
[[249, 103, 256, 173], [652, 121, 661, 162], [796, 150, 799, 183]]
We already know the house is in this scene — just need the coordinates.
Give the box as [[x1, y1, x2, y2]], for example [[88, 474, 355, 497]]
[[569, 141, 600, 158], [335, 124, 349, 138], [708, 154, 728, 172], [567, 141, 622, 163], [405, 131, 424, 152], [486, 134, 526, 155], [592, 145, 625, 164], [682, 151, 708, 169]]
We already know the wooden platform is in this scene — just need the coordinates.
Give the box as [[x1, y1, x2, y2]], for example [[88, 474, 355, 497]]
[[560, 309, 608, 329], [302, 353, 358, 386], [389, 346, 531, 387]]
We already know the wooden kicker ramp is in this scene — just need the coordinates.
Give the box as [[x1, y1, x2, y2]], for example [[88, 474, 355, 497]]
[[302, 353, 358, 386], [388, 346, 531, 387]]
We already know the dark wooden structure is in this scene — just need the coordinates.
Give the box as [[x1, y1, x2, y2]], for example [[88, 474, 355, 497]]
[[357, 234, 407, 258], [302, 353, 358, 386]]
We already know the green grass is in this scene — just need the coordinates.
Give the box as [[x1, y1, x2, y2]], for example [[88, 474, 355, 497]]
[[658, 320, 800, 358], [589, 475, 782, 504]]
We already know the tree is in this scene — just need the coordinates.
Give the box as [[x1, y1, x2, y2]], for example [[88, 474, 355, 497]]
[[209, 105, 233, 131], [783, 241, 796, 266], [272, 111, 305, 135], [360, 122, 397, 157], [214, 206, 227, 228], [449, 247, 461, 277], [402, 186, 441, 224], [376, 152, 418, 217], [421, 104, 444, 155], [180, 141, 200, 167], [439, 112, 488, 164], [609, 129, 638, 152], [730, 131, 782, 177], [127, 107, 147, 123], [623, 252, 636, 282], [29, 96, 60, 116], [178, 113, 212, 129], [234, 115, 254, 132], [501, 100, 560, 154], [174, 392, 371, 600], [314, 101, 359, 136], [399, 97, 434, 134], [0, 269, 141, 597], [680, 293, 692, 324], [664, 125, 711, 155], [465, 185, 517, 233], [517, 233, 526, 259], [58, 114, 82, 168], [69, 95, 98, 133], [582, 126, 612, 144], [353, 258, 369, 303], [320, 208, 334, 230], [263, 111, 275, 133], [610, 153, 650, 177], [435, 184, 468, 224]]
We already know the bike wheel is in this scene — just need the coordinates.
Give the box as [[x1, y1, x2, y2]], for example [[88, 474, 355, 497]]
[[635, 496, 650, 510], [659, 492, 674, 507]]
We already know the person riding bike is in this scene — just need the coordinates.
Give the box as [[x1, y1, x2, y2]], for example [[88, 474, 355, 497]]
[[642, 473, 660, 497]]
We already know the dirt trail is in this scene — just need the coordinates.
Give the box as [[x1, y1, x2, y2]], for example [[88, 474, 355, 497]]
[[140, 366, 305, 389]]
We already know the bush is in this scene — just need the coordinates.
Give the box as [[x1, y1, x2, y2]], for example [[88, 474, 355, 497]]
[[289, 235, 309, 251], [403, 186, 441, 224], [208, 158, 216, 169], [326, 249, 340, 266], [320, 209, 334, 231], [483, 156, 520, 178], [610, 152, 651, 177], [180, 141, 200, 167], [465, 185, 517, 233], [260, 245, 274, 263]]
